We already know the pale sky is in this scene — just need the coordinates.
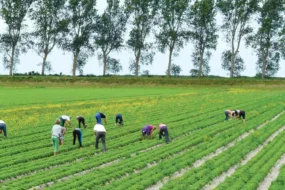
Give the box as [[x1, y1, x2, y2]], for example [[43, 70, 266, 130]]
[[0, 0, 284, 77]]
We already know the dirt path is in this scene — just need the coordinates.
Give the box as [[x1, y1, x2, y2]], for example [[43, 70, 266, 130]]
[[147, 112, 284, 190], [202, 125, 285, 190], [257, 154, 285, 190]]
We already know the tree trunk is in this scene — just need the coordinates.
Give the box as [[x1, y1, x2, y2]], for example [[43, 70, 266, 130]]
[[198, 48, 205, 78], [72, 50, 79, 76], [230, 42, 235, 78], [41, 51, 48, 75], [167, 47, 173, 77], [103, 53, 107, 76], [9, 46, 15, 76], [135, 49, 141, 77], [262, 47, 270, 79], [262, 37, 270, 79], [261, 55, 266, 79]]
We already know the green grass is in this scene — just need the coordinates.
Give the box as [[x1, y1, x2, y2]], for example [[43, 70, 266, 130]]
[[0, 86, 200, 109]]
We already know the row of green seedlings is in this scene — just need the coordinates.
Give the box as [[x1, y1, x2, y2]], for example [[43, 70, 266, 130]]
[[1, 101, 246, 189], [269, 164, 285, 190], [214, 127, 285, 189], [0, 94, 270, 183], [160, 112, 285, 190], [42, 104, 284, 190], [94, 107, 285, 190]]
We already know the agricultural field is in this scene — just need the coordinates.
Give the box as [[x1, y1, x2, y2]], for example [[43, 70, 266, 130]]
[[1, 84, 285, 190]]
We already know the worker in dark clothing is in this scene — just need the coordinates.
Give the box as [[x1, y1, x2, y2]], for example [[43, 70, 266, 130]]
[[142, 125, 156, 140], [76, 116, 87, 128], [95, 112, 107, 125], [234, 110, 246, 123], [159, 124, 170, 143], [73, 128, 83, 148], [115, 114, 124, 127], [0, 120, 7, 139]]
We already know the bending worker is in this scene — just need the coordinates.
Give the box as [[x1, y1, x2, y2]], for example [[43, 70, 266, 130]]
[[95, 112, 107, 125], [51, 119, 63, 155], [142, 125, 156, 140], [58, 115, 72, 128], [234, 110, 246, 123], [93, 123, 107, 152], [115, 113, 124, 127], [73, 128, 83, 148], [0, 120, 7, 139], [224, 110, 234, 121], [159, 124, 170, 143], [76, 116, 87, 128], [57, 115, 71, 145]]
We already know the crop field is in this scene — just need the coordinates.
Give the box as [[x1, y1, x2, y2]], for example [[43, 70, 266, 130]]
[[1, 84, 285, 190]]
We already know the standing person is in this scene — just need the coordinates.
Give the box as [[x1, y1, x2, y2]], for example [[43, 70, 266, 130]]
[[234, 110, 246, 123], [142, 125, 156, 140], [224, 110, 234, 121], [93, 123, 107, 152], [159, 124, 170, 143], [76, 116, 87, 128], [51, 119, 63, 155], [95, 112, 107, 125], [73, 128, 83, 148], [115, 114, 124, 127], [0, 120, 7, 139]]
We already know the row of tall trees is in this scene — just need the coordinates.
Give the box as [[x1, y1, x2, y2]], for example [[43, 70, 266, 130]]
[[0, 0, 284, 78]]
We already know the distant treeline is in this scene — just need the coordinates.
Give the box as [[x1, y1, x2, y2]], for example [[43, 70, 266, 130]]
[[1, 75, 285, 87], [0, 0, 284, 79]]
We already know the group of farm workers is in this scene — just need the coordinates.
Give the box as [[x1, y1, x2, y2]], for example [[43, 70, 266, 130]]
[[50, 112, 171, 155], [224, 109, 246, 123], [0, 109, 246, 155]]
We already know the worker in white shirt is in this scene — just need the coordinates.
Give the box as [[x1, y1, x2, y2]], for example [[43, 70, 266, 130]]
[[93, 123, 107, 152], [57, 115, 72, 128], [0, 120, 7, 139], [51, 119, 64, 155]]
